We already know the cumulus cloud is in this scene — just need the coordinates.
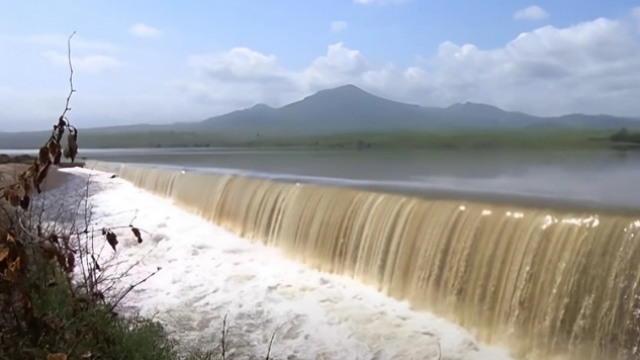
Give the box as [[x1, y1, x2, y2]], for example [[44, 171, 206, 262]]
[[514, 5, 549, 21], [42, 51, 122, 74], [188, 47, 288, 83], [331, 20, 348, 33], [298, 42, 369, 91], [182, 12, 640, 118], [4, 8, 640, 130], [129, 23, 162, 37]]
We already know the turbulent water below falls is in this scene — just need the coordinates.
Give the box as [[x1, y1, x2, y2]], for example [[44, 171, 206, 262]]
[[40, 167, 514, 360], [80, 160, 640, 360]]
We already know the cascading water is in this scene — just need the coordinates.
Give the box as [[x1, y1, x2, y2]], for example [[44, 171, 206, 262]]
[[89, 160, 640, 360]]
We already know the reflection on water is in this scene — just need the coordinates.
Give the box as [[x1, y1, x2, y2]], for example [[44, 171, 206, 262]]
[[5, 147, 640, 211]]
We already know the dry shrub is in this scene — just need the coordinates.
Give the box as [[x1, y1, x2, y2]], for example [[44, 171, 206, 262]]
[[0, 31, 285, 360], [0, 32, 175, 360]]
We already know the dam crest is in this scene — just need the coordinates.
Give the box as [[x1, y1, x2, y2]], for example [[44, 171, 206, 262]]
[[88, 160, 640, 360]]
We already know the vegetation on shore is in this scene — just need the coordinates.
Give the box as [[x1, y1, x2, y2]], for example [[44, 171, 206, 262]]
[[0, 33, 282, 360], [0, 32, 177, 360], [79, 128, 640, 151], [4, 128, 637, 152]]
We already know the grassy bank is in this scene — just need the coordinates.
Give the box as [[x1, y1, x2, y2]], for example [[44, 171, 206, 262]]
[[5, 128, 637, 151], [98, 129, 640, 151], [0, 194, 176, 360]]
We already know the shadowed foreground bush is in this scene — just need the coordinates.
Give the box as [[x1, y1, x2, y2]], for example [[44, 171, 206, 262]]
[[0, 31, 283, 360], [0, 181, 285, 360], [0, 201, 178, 360]]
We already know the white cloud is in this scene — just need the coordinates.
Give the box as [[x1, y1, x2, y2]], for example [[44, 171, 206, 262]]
[[514, 5, 549, 20], [331, 20, 348, 33], [633, 6, 640, 23], [298, 42, 369, 91], [42, 51, 122, 74], [4, 8, 640, 130], [182, 12, 640, 118], [188, 47, 287, 83], [129, 23, 162, 38]]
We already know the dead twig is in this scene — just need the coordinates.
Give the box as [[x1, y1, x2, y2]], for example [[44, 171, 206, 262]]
[[109, 266, 161, 313], [221, 313, 229, 360], [60, 31, 76, 123], [265, 330, 277, 360]]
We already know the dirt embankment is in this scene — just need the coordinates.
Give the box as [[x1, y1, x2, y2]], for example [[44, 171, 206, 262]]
[[0, 154, 37, 165], [0, 154, 73, 193]]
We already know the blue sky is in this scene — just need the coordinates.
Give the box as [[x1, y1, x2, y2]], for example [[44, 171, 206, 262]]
[[1, 0, 640, 131]]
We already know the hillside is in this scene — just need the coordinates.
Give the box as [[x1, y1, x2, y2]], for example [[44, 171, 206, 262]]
[[200, 84, 440, 134], [196, 84, 640, 134], [1, 84, 640, 148], [197, 85, 542, 134]]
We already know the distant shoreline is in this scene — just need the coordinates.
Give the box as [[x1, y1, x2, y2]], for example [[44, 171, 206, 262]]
[[2, 128, 640, 151]]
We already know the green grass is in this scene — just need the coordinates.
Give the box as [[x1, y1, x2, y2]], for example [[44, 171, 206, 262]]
[[64, 128, 626, 151], [0, 241, 180, 360], [287, 129, 617, 150], [2, 127, 636, 152]]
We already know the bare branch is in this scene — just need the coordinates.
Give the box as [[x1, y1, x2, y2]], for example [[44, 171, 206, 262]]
[[60, 30, 77, 123], [109, 266, 162, 312], [265, 330, 277, 360]]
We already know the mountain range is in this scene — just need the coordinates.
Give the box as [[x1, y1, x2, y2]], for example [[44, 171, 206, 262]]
[[192, 84, 640, 135], [2, 84, 639, 143]]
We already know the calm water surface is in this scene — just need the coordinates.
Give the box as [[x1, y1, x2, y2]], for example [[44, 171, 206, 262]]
[[3, 147, 639, 211]]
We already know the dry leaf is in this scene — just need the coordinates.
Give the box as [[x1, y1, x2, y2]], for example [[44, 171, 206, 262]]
[[0, 246, 8, 262], [130, 225, 143, 244], [66, 251, 75, 273], [47, 353, 67, 360], [8, 256, 21, 272], [35, 162, 51, 194], [19, 194, 30, 210], [38, 145, 50, 165], [64, 127, 78, 162], [104, 229, 118, 251], [48, 233, 60, 244]]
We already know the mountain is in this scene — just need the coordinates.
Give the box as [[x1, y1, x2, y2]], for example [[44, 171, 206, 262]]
[[196, 84, 640, 134], [199, 85, 439, 135], [444, 102, 539, 127], [202, 103, 278, 127], [2, 84, 640, 146], [197, 85, 536, 135]]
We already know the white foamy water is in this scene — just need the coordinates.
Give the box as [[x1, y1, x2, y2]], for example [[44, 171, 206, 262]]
[[36, 167, 514, 360]]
